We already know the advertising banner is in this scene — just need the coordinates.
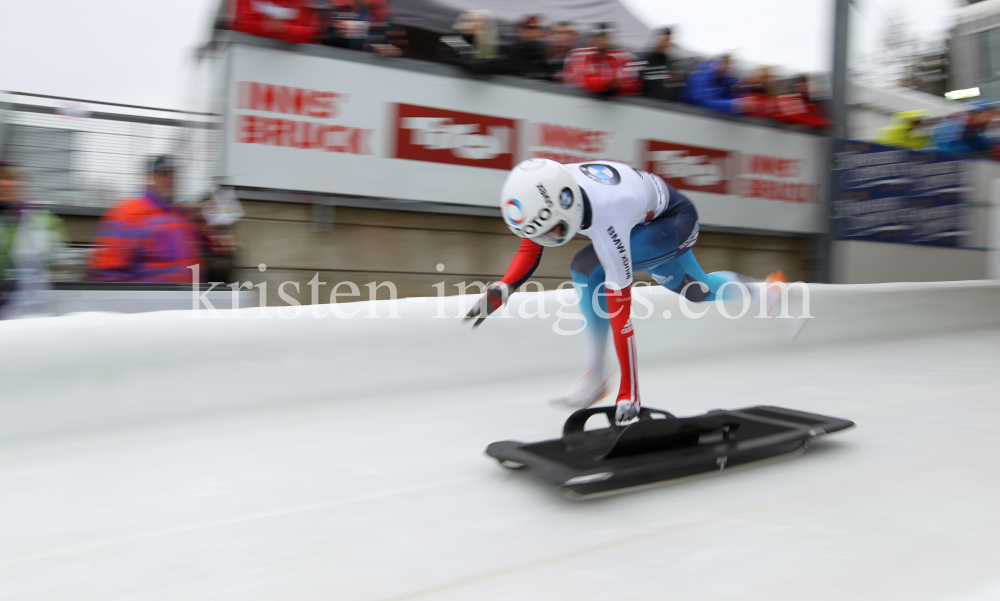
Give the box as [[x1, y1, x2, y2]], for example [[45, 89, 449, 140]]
[[392, 103, 517, 170], [223, 44, 828, 234], [831, 140, 972, 247]]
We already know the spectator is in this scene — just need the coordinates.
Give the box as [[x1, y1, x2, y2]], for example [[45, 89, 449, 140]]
[[639, 26, 690, 102], [89, 155, 205, 284], [680, 55, 746, 114], [230, 0, 321, 44], [504, 15, 554, 81], [321, 0, 406, 57], [547, 21, 578, 81], [874, 110, 932, 149], [437, 10, 501, 74], [0, 161, 66, 317], [933, 100, 997, 157], [321, 0, 368, 50], [363, 0, 407, 56], [563, 23, 641, 98], [770, 74, 833, 131], [737, 66, 777, 119]]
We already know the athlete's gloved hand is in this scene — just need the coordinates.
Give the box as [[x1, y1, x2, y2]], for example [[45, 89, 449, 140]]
[[464, 282, 510, 328]]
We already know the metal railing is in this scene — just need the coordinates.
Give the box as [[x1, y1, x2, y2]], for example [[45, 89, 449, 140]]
[[0, 91, 219, 211]]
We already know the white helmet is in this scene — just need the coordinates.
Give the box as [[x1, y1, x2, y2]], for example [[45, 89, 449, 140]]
[[500, 159, 583, 247]]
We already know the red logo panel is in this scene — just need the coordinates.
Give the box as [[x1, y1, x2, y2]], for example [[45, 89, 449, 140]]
[[644, 140, 732, 195], [393, 103, 516, 170]]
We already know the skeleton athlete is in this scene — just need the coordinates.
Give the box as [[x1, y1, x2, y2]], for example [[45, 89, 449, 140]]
[[466, 158, 795, 424]]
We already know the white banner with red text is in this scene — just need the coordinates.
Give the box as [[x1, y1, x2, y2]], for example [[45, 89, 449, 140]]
[[223, 44, 827, 234]]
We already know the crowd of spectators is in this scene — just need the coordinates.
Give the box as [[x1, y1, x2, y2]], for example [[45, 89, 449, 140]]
[[231, 0, 406, 56], [224, 1, 832, 131], [0, 154, 241, 304], [932, 100, 999, 158], [874, 100, 1000, 159]]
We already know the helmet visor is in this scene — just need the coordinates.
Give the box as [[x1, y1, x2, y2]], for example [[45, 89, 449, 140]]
[[533, 220, 570, 247]]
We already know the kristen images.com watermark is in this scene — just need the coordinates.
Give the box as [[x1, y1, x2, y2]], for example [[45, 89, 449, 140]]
[[187, 264, 813, 335]]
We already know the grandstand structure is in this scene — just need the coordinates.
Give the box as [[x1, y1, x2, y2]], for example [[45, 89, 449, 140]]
[[2, 24, 997, 307]]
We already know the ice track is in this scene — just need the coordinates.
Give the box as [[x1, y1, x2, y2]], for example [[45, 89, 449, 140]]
[[1, 282, 999, 600]]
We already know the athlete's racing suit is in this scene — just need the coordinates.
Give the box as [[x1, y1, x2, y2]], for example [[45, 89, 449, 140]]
[[495, 161, 749, 407]]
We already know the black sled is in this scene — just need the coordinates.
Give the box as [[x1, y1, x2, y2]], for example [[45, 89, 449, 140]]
[[485, 405, 854, 498]]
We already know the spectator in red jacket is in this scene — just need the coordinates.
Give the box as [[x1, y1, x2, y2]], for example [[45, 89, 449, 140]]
[[89, 156, 205, 284], [563, 23, 640, 98], [231, 0, 321, 45], [737, 66, 778, 119], [771, 75, 832, 131]]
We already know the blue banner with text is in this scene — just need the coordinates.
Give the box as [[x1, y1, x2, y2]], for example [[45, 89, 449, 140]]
[[832, 140, 971, 247]]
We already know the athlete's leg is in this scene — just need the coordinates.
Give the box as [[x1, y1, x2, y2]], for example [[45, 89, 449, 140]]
[[646, 258, 711, 300], [629, 184, 803, 347], [552, 245, 613, 407], [630, 193, 700, 293], [631, 185, 754, 303], [676, 251, 752, 302], [677, 248, 805, 335], [632, 227, 741, 303], [569, 245, 610, 376]]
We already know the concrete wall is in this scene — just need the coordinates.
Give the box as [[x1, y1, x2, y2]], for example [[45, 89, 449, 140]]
[[60, 214, 99, 244], [832, 240, 989, 284], [230, 200, 813, 306], [52, 200, 813, 305]]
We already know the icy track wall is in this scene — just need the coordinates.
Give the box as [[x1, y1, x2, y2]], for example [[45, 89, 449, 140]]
[[1, 281, 998, 441]]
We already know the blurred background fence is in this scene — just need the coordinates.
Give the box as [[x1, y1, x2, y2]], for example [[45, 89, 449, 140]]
[[0, 91, 218, 211]]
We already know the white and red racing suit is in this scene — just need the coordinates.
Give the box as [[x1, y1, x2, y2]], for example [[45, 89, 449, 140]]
[[498, 161, 669, 406]]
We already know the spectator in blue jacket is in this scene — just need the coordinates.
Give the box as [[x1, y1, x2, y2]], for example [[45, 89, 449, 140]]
[[680, 55, 747, 115], [932, 99, 997, 157]]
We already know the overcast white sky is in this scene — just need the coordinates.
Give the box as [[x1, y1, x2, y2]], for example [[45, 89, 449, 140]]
[[623, 0, 958, 75], [0, 0, 960, 111]]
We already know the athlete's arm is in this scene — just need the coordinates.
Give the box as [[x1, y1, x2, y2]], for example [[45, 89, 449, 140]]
[[500, 238, 543, 291], [465, 238, 544, 328]]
